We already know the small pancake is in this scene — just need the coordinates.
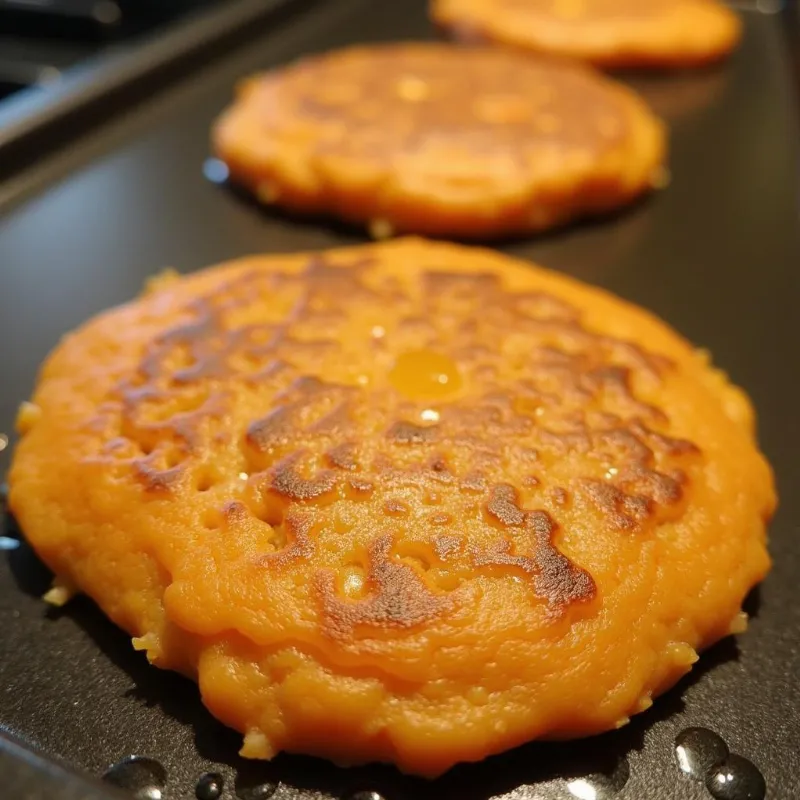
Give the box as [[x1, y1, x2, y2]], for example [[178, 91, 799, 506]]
[[9, 239, 773, 777], [432, 0, 742, 68], [212, 43, 666, 240]]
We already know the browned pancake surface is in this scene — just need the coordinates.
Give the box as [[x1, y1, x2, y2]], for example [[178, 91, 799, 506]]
[[213, 43, 666, 239], [432, 0, 742, 68], [10, 239, 773, 776]]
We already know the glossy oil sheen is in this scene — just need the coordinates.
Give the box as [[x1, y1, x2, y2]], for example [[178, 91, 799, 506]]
[[101, 756, 167, 800], [202, 158, 230, 185], [235, 782, 279, 800], [0, 2, 797, 800], [389, 349, 463, 400], [706, 754, 767, 800], [346, 792, 386, 800], [675, 727, 729, 780], [195, 772, 224, 800]]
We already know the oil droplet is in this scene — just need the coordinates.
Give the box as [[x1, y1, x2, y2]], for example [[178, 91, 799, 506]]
[[420, 408, 440, 423], [196, 772, 224, 800], [102, 756, 167, 800], [675, 727, 729, 780], [346, 792, 386, 800], [235, 779, 279, 799], [203, 158, 229, 184], [0, 537, 20, 551], [389, 350, 462, 400], [706, 755, 766, 800], [0, 433, 8, 451]]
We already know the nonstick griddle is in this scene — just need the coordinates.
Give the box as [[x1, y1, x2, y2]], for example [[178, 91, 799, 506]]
[[1, 1, 799, 799]]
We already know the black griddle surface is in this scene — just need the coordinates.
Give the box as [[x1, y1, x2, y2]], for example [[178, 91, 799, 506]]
[[1, 2, 799, 799]]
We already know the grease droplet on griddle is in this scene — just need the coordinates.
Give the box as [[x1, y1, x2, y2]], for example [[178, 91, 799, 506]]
[[102, 756, 167, 800], [235, 780, 279, 799], [346, 792, 386, 800], [196, 772, 224, 800], [0, 482, 18, 548], [706, 754, 766, 800], [203, 158, 229, 184], [675, 727, 729, 780]]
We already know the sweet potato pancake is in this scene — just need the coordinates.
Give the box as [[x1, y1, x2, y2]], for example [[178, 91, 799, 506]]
[[9, 239, 773, 777], [212, 43, 666, 240], [432, 0, 741, 69]]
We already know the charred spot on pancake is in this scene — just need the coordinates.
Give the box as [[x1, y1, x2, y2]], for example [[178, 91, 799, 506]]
[[326, 442, 358, 471], [347, 477, 375, 496], [434, 534, 462, 560], [486, 484, 526, 527], [316, 534, 452, 639], [246, 407, 294, 452], [580, 480, 652, 531], [269, 453, 337, 502], [255, 511, 314, 569], [429, 456, 449, 474], [134, 460, 184, 492], [132, 446, 188, 492], [630, 419, 702, 457], [472, 500, 596, 609]]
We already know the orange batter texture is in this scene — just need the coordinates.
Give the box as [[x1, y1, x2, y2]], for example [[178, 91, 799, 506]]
[[432, 0, 741, 69], [212, 43, 666, 240], [9, 239, 774, 777]]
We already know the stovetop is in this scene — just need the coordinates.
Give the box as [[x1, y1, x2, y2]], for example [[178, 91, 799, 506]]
[[0, 0, 797, 192], [0, 0, 307, 183], [0, 0, 227, 104]]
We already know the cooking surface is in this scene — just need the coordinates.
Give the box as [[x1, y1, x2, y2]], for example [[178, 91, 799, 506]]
[[1, 1, 799, 798], [0, 0, 231, 104]]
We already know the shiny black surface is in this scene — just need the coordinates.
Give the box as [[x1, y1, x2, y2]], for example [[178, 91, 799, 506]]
[[0, 0, 311, 180], [0, 730, 130, 800], [0, 0, 231, 107], [1, 1, 799, 798]]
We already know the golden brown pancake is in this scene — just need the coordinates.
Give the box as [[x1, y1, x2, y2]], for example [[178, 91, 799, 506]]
[[432, 0, 741, 68], [212, 43, 666, 240], [9, 239, 773, 777]]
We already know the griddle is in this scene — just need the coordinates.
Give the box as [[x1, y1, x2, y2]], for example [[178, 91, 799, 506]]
[[1, 1, 799, 798]]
